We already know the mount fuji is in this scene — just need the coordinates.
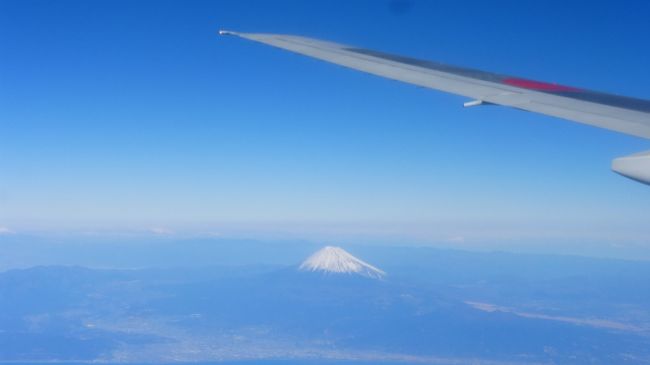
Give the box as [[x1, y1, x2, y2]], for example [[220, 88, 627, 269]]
[[299, 246, 386, 279]]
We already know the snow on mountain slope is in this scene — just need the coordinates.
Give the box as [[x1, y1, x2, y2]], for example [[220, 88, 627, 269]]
[[299, 246, 385, 279]]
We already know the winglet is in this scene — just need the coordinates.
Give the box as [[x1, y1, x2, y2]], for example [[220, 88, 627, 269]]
[[218, 30, 238, 36]]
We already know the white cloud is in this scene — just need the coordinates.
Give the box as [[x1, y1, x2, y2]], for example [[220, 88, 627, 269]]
[[0, 226, 14, 235], [149, 227, 174, 235], [446, 235, 465, 243]]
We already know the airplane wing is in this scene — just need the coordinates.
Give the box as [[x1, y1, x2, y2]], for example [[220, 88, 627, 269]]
[[219, 31, 650, 185]]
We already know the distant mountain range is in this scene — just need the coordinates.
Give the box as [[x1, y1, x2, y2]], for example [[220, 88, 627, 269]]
[[1, 243, 650, 363]]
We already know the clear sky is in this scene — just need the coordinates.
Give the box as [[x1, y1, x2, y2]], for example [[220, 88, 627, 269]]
[[1, 0, 649, 255]]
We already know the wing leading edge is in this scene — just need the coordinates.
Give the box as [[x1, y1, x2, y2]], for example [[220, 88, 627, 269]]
[[219, 31, 650, 185]]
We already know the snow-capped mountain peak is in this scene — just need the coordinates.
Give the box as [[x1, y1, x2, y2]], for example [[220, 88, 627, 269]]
[[299, 246, 385, 279]]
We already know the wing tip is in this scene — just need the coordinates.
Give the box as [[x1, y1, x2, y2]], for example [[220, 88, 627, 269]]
[[218, 29, 238, 36]]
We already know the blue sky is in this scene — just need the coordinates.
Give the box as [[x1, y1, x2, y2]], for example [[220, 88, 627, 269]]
[[1, 0, 649, 254]]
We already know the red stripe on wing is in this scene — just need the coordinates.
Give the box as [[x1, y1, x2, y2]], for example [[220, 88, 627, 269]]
[[503, 77, 580, 92]]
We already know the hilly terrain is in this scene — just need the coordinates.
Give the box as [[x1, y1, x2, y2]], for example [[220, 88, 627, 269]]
[[1, 243, 650, 364]]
